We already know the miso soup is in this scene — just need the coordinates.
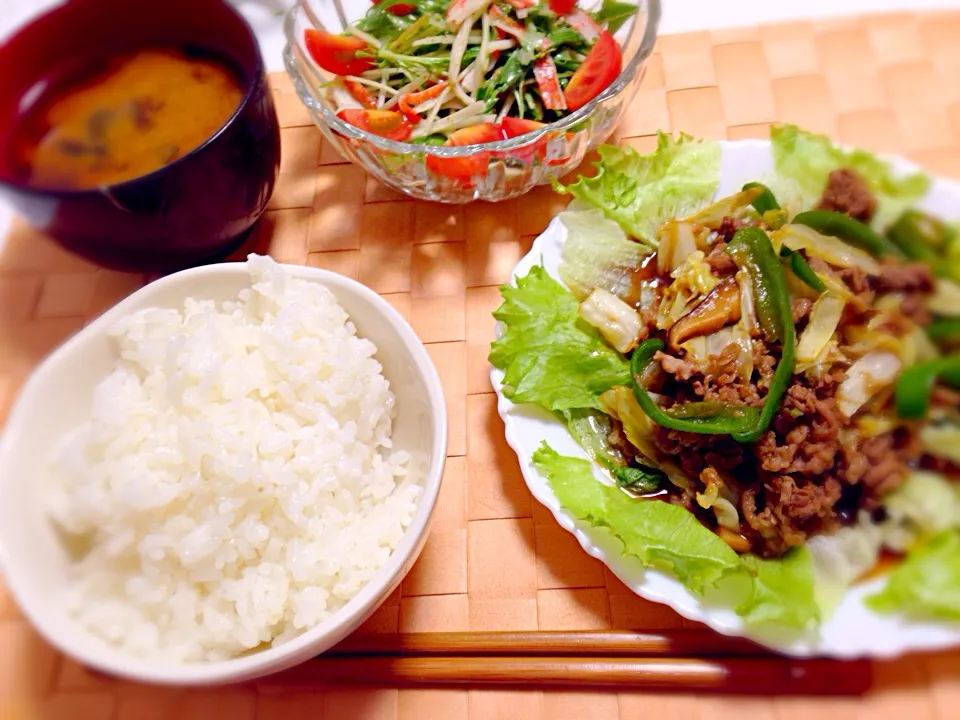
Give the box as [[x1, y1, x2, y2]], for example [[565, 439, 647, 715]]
[[8, 47, 244, 190]]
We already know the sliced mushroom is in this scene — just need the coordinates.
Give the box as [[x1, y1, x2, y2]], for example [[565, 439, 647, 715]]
[[668, 277, 742, 350]]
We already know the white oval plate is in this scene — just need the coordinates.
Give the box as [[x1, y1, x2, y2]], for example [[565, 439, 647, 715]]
[[491, 139, 960, 659]]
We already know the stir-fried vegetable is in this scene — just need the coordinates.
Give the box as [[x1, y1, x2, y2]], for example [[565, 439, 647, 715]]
[[781, 248, 827, 293], [894, 355, 960, 420], [630, 338, 761, 436], [927, 317, 960, 348], [724, 227, 797, 443], [793, 210, 900, 258], [492, 125, 960, 633], [742, 181, 780, 216], [838, 351, 902, 419], [578, 287, 644, 353], [304, 0, 636, 169], [779, 223, 881, 275], [796, 293, 845, 366]]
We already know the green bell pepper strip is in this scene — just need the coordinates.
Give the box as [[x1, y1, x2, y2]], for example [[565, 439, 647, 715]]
[[887, 210, 946, 260], [742, 182, 781, 216], [780, 248, 827, 293], [793, 210, 902, 258], [886, 211, 960, 282], [895, 354, 960, 420], [927, 318, 960, 347], [725, 227, 798, 443], [628, 228, 797, 444], [629, 339, 761, 436]]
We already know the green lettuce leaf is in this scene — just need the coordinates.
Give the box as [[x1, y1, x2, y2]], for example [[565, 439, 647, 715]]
[[532, 443, 740, 594], [489, 266, 631, 411], [591, 0, 637, 35], [533, 443, 819, 627], [736, 549, 819, 629], [770, 124, 930, 230], [866, 529, 960, 620], [558, 208, 652, 301], [882, 470, 960, 552], [553, 133, 722, 243]]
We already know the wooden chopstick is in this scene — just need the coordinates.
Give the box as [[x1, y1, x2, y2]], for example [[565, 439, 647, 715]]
[[329, 629, 764, 658], [303, 631, 873, 694], [300, 655, 872, 694]]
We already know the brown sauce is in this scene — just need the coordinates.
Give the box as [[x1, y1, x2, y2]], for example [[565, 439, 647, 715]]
[[9, 47, 243, 190], [855, 549, 903, 583]]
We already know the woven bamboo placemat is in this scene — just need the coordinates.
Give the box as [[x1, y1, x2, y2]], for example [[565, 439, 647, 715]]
[[2, 9, 960, 719]]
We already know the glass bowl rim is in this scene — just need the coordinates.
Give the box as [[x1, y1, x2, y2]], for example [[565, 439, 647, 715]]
[[282, 0, 661, 157]]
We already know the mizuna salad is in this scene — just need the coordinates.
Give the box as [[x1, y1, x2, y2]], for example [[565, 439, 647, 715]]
[[491, 125, 960, 630], [303, 0, 634, 164]]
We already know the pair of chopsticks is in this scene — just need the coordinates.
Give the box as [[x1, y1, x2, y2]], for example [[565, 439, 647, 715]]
[[291, 631, 873, 694]]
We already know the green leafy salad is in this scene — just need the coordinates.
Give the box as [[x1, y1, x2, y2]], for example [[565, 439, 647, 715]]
[[490, 125, 960, 631]]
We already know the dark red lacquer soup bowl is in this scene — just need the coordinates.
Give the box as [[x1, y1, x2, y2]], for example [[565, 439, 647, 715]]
[[0, 0, 281, 272]]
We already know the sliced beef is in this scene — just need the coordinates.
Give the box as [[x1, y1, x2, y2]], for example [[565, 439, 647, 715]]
[[654, 426, 745, 480], [742, 475, 844, 557], [715, 217, 743, 244], [839, 430, 916, 499], [705, 241, 738, 276], [754, 381, 842, 477], [816, 168, 878, 223], [870, 259, 935, 325], [791, 297, 814, 325], [873, 259, 935, 293], [655, 350, 698, 381]]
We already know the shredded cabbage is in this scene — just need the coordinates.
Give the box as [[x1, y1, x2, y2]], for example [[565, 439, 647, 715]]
[[657, 220, 700, 275], [558, 209, 651, 302], [796, 292, 845, 368], [685, 187, 761, 229], [881, 470, 960, 553], [807, 513, 883, 616], [599, 386, 693, 491], [655, 252, 721, 331], [712, 498, 741, 533], [779, 224, 881, 275], [836, 351, 901, 418], [578, 288, 644, 353], [919, 425, 960, 466], [562, 408, 627, 471], [929, 278, 960, 317]]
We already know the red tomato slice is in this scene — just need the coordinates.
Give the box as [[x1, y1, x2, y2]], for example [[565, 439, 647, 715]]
[[426, 123, 504, 181], [447, 123, 505, 146], [563, 31, 622, 111], [385, 2, 416, 14], [548, 0, 578, 14], [304, 29, 374, 76], [501, 117, 547, 163], [500, 117, 546, 138], [337, 109, 413, 141]]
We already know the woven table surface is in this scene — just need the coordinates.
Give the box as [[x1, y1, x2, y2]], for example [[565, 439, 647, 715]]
[[3, 10, 960, 719]]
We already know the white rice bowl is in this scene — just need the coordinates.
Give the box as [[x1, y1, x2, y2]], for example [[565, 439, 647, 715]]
[[45, 255, 421, 662]]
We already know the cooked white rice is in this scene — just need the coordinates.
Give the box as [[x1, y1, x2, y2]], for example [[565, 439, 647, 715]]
[[46, 254, 420, 662]]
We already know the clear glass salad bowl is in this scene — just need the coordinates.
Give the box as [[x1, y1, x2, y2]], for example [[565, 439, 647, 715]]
[[283, 0, 660, 203]]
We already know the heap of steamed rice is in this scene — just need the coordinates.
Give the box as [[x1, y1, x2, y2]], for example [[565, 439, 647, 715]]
[[47, 255, 420, 661]]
